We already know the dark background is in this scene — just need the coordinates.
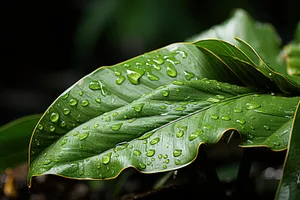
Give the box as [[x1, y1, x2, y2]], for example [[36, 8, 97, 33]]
[[1, 0, 300, 126]]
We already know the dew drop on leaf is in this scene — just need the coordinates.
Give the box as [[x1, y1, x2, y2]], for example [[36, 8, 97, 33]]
[[63, 108, 70, 115], [81, 100, 89, 107], [162, 90, 169, 97], [127, 69, 144, 85], [139, 163, 146, 169], [263, 125, 270, 130], [211, 115, 219, 120], [89, 81, 101, 90], [78, 132, 89, 141], [234, 108, 242, 113], [147, 73, 160, 81], [166, 64, 177, 77], [133, 103, 144, 112], [173, 149, 182, 157], [150, 137, 160, 145], [146, 149, 155, 157], [133, 149, 142, 156], [116, 76, 125, 85], [221, 116, 231, 121], [206, 98, 220, 103], [175, 159, 181, 165], [110, 123, 123, 131], [62, 92, 69, 99], [236, 119, 246, 124], [69, 98, 78, 106], [183, 70, 195, 80], [50, 112, 59, 122], [245, 102, 261, 110], [37, 124, 43, 130], [189, 130, 203, 141], [102, 153, 111, 164], [176, 130, 184, 138], [49, 126, 55, 132], [95, 98, 101, 103], [153, 58, 164, 65], [60, 121, 66, 127]]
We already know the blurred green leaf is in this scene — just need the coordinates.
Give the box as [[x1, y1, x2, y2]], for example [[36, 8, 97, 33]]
[[0, 114, 41, 172], [275, 101, 300, 200]]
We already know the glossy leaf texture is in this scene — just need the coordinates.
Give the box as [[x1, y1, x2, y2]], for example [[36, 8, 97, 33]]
[[0, 114, 41, 172], [275, 101, 300, 200], [28, 76, 300, 185], [187, 8, 300, 86]]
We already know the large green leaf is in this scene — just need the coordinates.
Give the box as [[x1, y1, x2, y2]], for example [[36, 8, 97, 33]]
[[0, 114, 41, 172], [275, 101, 300, 200], [28, 76, 299, 185], [188, 9, 300, 86]]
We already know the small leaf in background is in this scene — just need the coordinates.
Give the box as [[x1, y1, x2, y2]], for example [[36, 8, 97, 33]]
[[0, 114, 41, 172], [275, 101, 300, 200]]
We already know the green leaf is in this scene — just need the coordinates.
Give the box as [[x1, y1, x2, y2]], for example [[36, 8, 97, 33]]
[[0, 114, 41, 172], [28, 78, 299, 185], [194, 39, 300, 94], [188, 9, 300, 87], [275, 101, 300, 200]]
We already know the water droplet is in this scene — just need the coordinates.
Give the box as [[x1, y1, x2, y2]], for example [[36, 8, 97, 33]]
[[102, 153, 111, 164], [160, 105, 167, 110], [128, 118, 136, 123], [206, 98, 220, 103], [112, 112, 119, 117], [203, 124, 213, 129], [176, 50, 187, 58], [175, 159, 181, 165], [211, 115, 219, 120], [174, 106, 186, 111], [176, 130, 184, 138], [95, 98, 101, 103], [273, 141, 280, 146], [133, 103, 144, 112], [139, 163, 146, 169], [173, 81, 184, 85], [138, 132, 154, 140], [248, 134, 254, 139], [73, 132, 79, 136], [81, 100, 89, 107], [37, 124, 43, 130], [146, 149, 155, 157], [221, 116, 231, 121], [234, 108, 242, 113], [163, 165, 167, 169], [150, 137, 160, 145], [115, 71, 121, 76], [216, 95, 225, 99], [147, 73, 159, 81], [163, 154, 168, 159], [69, 98, 78, 106], [124, 63, 130, 68], [50, 112, 59, 122], [105, 116, 111, 122], [158, 154, 163, 159], [127, 69, 144, 85], [133, 149, 142, 156], [236, 119, 246, 124], [246, 102, 261, 110], [110, 123, 123, 131], [153, 58, 164, 65], [166, 64, 177, 77], [162, 90, 169, 97], [60, 121, 66, 127], [189, 130, 203, 141], [263, 125, 270, 130], [116, 76, 125, 85], [89, 81, 101, 90], [62, 108, 70, 115], [147, 161, 152, 166], [49, 126, 55, 132], [62, 92, 69, 99], [43, 159, 52, 165], [79, 91, 83, 96], [173, 149, 182, 157], [94, 123, 99, 128], [78, 132, 89, 141], [184, 70, 195, 80]]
